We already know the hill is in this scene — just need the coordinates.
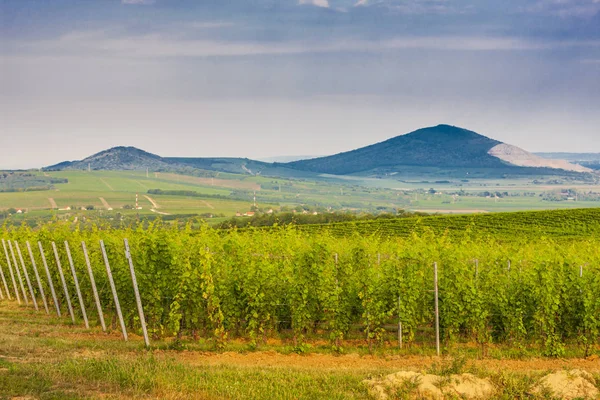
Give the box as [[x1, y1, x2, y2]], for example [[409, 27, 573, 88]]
[[45, 147, 289, 176], [44, 125, 594, 179], [285, 124, 591, 176]]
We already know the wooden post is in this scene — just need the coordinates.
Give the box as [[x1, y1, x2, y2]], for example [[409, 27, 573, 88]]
[[52, 242, 75, 323], [124, 239, 150, 347], [100, 240, 128, 341], [38, 242, 61, 317], [14, 242, 38, 311], [580, 265, 583, 278], [3, 239, 22, 304], [434, 262, 440, 357], [26, 241, 49, 315], [0, 241, 11, 300], [82, 241, 106, 331], [64, 241, 89, 329]]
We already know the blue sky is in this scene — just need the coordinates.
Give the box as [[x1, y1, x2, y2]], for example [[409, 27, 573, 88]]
[[1, 0, 599, 168]]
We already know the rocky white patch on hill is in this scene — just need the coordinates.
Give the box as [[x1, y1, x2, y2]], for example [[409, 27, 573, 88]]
[[489, 143, 592, 173]]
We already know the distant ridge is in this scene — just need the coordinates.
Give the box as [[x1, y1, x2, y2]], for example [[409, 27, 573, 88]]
[[285, 124, 591, 175], [44, 125, 593, 177]]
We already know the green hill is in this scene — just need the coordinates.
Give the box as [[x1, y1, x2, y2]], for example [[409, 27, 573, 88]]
[[286, 124, 506, 174]]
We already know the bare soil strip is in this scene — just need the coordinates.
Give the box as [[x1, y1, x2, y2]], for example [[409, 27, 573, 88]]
[[175, 352, 600, 373], [47, 198, 58, 209], [99, 197, 112, 210], [144, 195, 159, 209]]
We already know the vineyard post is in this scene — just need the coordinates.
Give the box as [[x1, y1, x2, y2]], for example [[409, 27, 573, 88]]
[[26, 241, 49, 315], [52, 242, 75, 323], [8, 240, 28, 304], [0, 241, 11, 300], [15, 242, 38, 311], [398, 294, 402, 349], [0, 282, 3, 300], [38, 242, 61, 316], [82, 241, 106, 332], [124, 239, 150, 348], [64, 241, 89, 329], [2, 239, 20, 303], [434, 262, 440, 357], [100, 240, 128, 341], [580, 265, 583, 278]]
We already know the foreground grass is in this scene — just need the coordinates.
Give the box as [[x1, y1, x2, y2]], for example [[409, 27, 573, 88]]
[[1, 302, 599, 399]]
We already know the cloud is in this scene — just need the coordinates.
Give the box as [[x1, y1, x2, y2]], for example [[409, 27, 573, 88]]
[[299, 0, 330, 8], [13, 29, 597, 60]]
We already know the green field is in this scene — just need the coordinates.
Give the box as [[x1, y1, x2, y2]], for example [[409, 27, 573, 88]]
[[295, 208, 600, 239], [2, 170, 600, 224]]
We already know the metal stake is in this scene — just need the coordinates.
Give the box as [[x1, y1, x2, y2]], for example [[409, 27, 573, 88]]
[[434, 262, 440, 357], [82, 241, 106, 331], [0, 241, 11, 300], [398, 294, 403, 349], [52, 242, 75, 323], [15, 242, 38, 311], [3, 239, 22, 304], [64, 241, 89, 328], [38, 242, 61, 316], [100, 240, 128, 341], [26, 241, 49, 314], [124, 239, 150, 347]]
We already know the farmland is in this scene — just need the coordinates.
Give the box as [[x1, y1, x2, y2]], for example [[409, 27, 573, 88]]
[[1, 217, 600, 399], [2, 170, 600, 225], [1, 219, 599, 354]]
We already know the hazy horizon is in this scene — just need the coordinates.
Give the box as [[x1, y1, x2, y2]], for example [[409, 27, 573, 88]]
[[2, 0, 600, 169]]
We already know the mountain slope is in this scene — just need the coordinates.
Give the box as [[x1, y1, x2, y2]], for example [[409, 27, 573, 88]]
[[45, 147, 172, 171], [285, 125, 505, 174], [285, 124, 591, 175], [44, 147, 306, 177]]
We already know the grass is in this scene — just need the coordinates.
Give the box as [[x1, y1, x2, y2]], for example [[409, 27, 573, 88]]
[[1, 302, 599, 399]]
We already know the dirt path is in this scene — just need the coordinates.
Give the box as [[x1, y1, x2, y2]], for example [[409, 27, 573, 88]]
[[47, 198, 58, 209], [159, 351, 600, 373], [143, 195, 159, 209], [99, 178, 114, 191], [201, 200, 215, 209], [99, 197, 112, 210]]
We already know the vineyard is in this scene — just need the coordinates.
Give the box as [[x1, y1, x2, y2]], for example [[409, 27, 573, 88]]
[[295, 208, 600, 239], [1, 220, 599, 358]]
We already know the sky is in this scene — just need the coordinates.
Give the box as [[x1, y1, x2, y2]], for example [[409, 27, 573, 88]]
[[1, 0, 599, 169]]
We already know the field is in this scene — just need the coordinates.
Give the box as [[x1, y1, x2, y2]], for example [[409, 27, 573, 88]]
[[296, 208, 600, 239], [1, 302, 600, 399], [2, 170, 600, 224], [1, 209, 599, 399]]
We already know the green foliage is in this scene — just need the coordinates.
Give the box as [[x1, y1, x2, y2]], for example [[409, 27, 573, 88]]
[[2, 218, 599, 355]]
